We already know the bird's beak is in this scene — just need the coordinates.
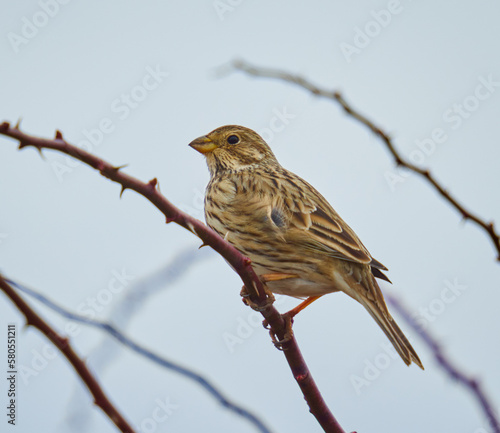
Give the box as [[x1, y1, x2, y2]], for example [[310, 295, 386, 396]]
[[189, 135, 217, 154]]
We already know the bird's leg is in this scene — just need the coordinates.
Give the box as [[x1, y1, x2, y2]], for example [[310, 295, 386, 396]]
[[285, 295, 322, 319]]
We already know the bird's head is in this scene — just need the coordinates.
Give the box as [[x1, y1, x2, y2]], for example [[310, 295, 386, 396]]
[[189, 125, 277, 176]]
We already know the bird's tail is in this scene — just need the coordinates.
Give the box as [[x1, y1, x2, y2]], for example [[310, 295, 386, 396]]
[[361, 295, 424, 369], [344, 269, 424, 369]]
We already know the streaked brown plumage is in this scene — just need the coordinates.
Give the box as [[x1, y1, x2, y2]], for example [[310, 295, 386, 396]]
[[189, 125, 423, 369]]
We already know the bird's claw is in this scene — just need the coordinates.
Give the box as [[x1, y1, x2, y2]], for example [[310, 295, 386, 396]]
[[267, 313, 294, 350], [240, 286, 275, 311], [239, 286, 251, 299], [240, 284, 293, 349]]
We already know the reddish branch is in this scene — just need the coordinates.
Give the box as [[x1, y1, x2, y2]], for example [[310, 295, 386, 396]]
[[0, 122, 346, 433], [386, 293, 500, 433], [232, 60, 500, 263], [0, 275, 136, 433]]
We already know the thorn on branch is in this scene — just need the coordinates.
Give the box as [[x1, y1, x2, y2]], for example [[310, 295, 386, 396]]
[[165, 216, 175, 224], [55, 130, 64, 140], [243, 257, 252, 266], [148, 178, 158, 189], [14, 118, 22, 130], [198, 243, 208, 249], [0, 122, 9, 132], [93, 396, 105, 408], [18, 140, 44, 159], [59, 336, 70, 348], [119, 186, 127, 198], [112, 164, 128, 172], [295, 373, 308, 382]]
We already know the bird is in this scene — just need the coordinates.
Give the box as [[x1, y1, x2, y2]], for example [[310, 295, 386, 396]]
[[189, 125, 423, 369]]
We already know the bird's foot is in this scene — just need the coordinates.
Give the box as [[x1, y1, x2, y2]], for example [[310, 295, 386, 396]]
[[240, 286, 275, 311], [264, 312, 294, 350]]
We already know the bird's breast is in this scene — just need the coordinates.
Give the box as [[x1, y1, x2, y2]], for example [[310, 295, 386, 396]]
[[205, 176, 273, 236]]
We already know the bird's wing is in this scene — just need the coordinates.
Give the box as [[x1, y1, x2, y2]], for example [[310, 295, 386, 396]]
[[275, 172, 388, 271]]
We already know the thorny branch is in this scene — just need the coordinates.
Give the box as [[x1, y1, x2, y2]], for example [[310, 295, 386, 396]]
[[0, 274, 136, 433], [6, 277, 272, 433], [0, 121, 346, 433], [386, 293, 500, 433], [231, 59, 500, 263]]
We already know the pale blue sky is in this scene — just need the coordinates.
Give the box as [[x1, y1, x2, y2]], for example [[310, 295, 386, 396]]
[[1, 1, 500, 432]]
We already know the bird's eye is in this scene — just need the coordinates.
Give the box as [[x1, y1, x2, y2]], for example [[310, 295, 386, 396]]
[[227, 135, 240, 145]]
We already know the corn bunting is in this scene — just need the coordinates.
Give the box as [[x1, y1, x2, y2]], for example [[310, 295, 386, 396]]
[[189, 125, 423, 369]]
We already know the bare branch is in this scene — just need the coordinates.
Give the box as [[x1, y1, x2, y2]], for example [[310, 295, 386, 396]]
[[231, 60, 500, 263], [6, 276, 273, 433], [386, 293, 500, 433], [0, 122, 346, 433], [64, 247, 212, 432], [0, 274, 136, 433]]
